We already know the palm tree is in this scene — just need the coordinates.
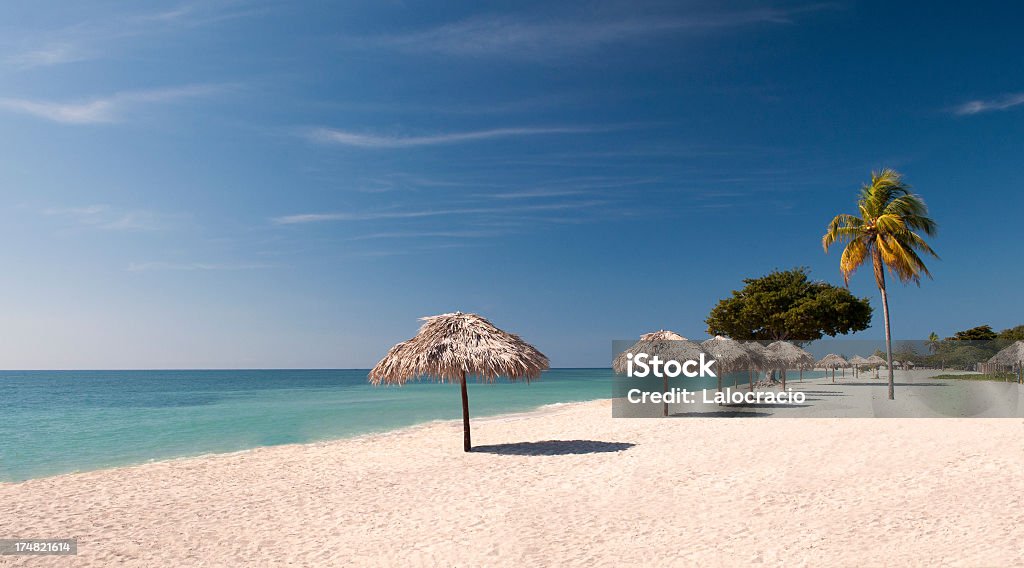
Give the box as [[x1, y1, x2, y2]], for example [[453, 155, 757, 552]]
[[822, 169, 938, 400]]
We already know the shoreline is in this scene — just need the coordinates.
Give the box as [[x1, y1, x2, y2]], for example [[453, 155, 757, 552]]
[[1, 397, 607, 487], [4, 370, 1017, 485]]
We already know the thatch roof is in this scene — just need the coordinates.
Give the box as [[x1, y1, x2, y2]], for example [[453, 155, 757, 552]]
[[848, 355, 869, 366], [765, 341, 815, 369], [989, 341, 1024, 366], [612, 330, 705, 374], [641, 330, 686, 342], [368, 312, 549, 385], [701, 335, 757, 372], [817, 353, 850, 369], [864, 355, 887, 366], [743, 342, 773, 369]]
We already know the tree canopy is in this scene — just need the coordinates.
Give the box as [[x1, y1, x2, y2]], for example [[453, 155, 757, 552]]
[[947, 325, 998, 341], [998, 325, 1024, 341], [705, 268, 873, 342]]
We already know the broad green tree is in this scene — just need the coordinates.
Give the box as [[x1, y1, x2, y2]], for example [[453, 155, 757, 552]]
[[947, 325, 998, 341], [823, 169, 938, 400], [998, 325, 1024, 341], [705, 267, 872, 342]]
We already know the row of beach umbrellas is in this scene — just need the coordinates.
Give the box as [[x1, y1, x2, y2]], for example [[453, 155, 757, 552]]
[[609, 332, 821, 415], [365, 314, 831, 448], [365, 312, 1024, 452]]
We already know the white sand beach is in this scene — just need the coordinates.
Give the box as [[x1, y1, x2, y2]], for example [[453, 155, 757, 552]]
[[3, 378, 1024, 567]]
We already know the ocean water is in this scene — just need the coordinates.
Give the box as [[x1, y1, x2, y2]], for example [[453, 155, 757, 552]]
[[0, 368, 778, 482], [1, 369, 630, 482]]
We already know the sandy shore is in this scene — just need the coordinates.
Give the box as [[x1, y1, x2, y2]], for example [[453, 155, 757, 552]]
[[3, 379, 1024, 566]]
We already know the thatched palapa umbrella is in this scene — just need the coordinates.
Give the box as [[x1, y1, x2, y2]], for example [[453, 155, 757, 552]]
[[369, 312, 549, 452], [848, 355, 869, 378], [988, 341, 1024, 384], [864, 355, 887, 378], [766, 341, 815, 389], [743, 342, 774, 388], [817, 353, 850, 383], [613, 330, 705, 416], [702, 335, 759, 392]]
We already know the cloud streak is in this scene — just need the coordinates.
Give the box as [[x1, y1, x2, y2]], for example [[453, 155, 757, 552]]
[[44, 204, 186, 231], [126, 261, 272, 272], [0, 84, 226, 124], [272, 201, 608, 225], [307, 125, 600, 148], [954, 93, 1024, 115], [3, 3, 263, 69], [3, 44, 90, 69], [359, 4, 837, 60]]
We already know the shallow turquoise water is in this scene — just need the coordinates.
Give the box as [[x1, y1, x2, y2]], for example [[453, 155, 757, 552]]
[[1, 369, 633, 481], [0, 368, 781, 481]]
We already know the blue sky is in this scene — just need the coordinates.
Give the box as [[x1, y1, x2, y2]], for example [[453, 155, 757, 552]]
[[1, 0, 1021, 369]]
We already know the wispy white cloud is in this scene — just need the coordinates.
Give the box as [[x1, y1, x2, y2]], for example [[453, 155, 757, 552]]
[[954, 93, 1024, 115], [358, 4, 836, 60], [44, 205, 176, 231], [0, 84, 226, 124], [2, 3, 264, 69], [348, 230, 501, 241], [126, 261, 272, 272], [272, 201, 608, 224], [487, 188, 586, 199], [3, 44, 90, 69], [307, 125, 600, 148]]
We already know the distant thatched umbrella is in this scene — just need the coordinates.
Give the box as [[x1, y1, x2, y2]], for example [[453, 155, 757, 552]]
[[369, 312, 549, 452], [989, 341, 1024, 383], [817, 353, 850, 383], [702, 335, 758, 394], [849, 355, 869, 378], [613, 330, 704, 416], [766, 341, 815, 389], [743, 342, 774, 388], [864, 355, 887, 378]]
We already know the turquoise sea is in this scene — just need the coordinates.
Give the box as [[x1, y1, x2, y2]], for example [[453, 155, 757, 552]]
[[0, 368, 777, 482], [0, 369, 621, 482]]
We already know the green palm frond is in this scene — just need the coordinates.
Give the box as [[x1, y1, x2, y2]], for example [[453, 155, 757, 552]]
[[823, 169, 938, 285]]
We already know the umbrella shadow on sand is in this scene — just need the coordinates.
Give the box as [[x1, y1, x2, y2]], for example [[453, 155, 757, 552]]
[[841, 382, 947, 388], [670, 410, 773, 418], [471, 440, 635, 455]]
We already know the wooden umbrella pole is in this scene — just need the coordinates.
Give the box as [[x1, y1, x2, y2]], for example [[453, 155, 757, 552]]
[[460, 371, 471, 452], [663, 376, 669, 417]]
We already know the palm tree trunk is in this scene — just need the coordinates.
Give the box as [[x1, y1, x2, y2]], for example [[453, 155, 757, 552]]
[[880, 286, 895, 399], [460, 371, 471, 452], [872, 250, 896, 400]]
